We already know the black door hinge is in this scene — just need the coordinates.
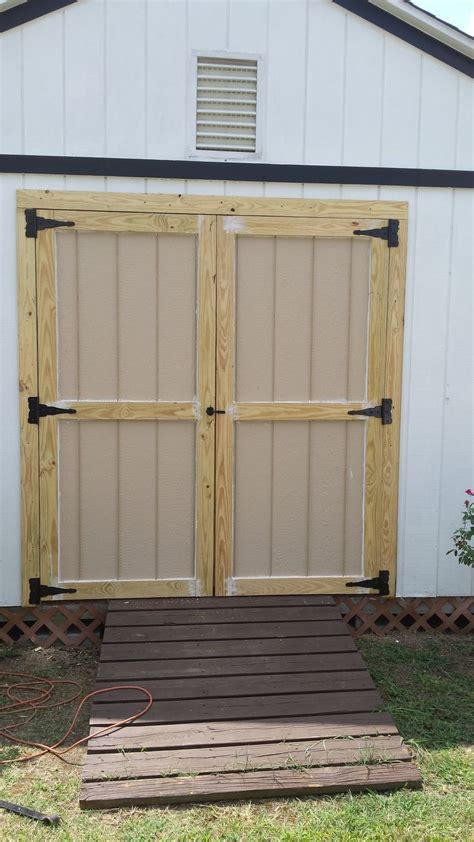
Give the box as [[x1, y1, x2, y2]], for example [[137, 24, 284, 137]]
[[29, 578, 77, 605], [206, 406, 226, 416], [28, 396, 77, 425], [354, 219, 399, 247], [348, 398, 392, 425], [346, 570, 390, 596], [25, 209, 75, 239]]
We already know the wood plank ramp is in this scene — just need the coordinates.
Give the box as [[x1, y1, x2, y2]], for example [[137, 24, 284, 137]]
[[80, 596, 421, 808]]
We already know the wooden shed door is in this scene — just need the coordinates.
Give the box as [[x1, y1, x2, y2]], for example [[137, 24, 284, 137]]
[[215, 216, 392, 596], [35, 211, 216, 600]]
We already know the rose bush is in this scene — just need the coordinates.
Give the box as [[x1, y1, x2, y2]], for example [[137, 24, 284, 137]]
[[447, 489, 474, 567]]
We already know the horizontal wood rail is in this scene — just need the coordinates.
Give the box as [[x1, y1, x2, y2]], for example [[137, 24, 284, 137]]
[[17, 190, 409, 219], [48, 402, 197, 420], [234, 402, 374, 421]]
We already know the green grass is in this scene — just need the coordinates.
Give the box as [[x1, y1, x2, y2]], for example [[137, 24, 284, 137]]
[[0, 634, 473, 841]]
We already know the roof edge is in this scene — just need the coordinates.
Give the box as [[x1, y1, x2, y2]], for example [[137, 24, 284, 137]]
[[372, 0, 473, 54], [0, 0, 77, 34], [332, 0, 473, 77]]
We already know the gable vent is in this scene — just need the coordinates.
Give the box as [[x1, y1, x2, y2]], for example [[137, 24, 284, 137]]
[[196, 56, 258, 154]]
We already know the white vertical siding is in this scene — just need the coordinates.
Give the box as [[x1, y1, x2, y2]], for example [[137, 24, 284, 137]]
[[105, 1, 147, 158], [265, 0, 307, 162], [0, 0, 472, 603], [147, 1, 187, 159], [400, 189, 455, 594], [0, 0, 470, 170], [65, 0, 105, 157], [435, 190, 473, 595], [0, 174, 22, 605], [418, 57, 459, 169], [305, 2, 346, 165], [380, 39, 422, 168], [343, 15, 384, 166], [23, 14, 65, 155]]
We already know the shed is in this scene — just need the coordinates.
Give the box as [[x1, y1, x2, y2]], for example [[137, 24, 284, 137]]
[[0, 0, 472, 615]]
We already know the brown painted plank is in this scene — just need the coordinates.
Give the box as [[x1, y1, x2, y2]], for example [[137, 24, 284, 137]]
[[94, 670, 374, 702], [83, 736, 409, 780], [88, 712, 398, 752], [80, 762, 422, 807], [97, 651, 366, 680], [106, 605, 341, 626], [100, 635, 356, 662], [108, 595, 336, 611], [103, 619, 348, 643], [90, 689, 383, 725]]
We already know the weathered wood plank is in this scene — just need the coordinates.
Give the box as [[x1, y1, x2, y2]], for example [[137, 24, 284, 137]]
[[94, 670, 374, 702], [107, 595, 336, 610], [106, 605, 341, 626], [99, 635, 356, 662], [90, 689, 382, 725], [80, 762, 422, 808], [83, 736, 409, 780], [88, 712, 399, 752], [83, 594, 417, 808], [97, 651, 366, 680], [103, 619, 348, 643]]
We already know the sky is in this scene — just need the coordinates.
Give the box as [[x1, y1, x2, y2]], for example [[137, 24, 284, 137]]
[[416, 0, 474, 34]]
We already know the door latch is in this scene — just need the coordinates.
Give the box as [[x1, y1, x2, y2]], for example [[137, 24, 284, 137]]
[[206, 406, 226, 416]]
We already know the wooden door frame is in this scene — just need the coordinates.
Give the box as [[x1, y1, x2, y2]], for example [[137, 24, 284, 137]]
[[18, 191, 407, 604]]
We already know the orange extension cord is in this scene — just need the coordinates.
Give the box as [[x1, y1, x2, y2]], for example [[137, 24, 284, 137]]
[[0, 670, 152, 764]]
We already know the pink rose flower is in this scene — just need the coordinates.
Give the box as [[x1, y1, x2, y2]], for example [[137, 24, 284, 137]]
[[465, 489, 474, 496]]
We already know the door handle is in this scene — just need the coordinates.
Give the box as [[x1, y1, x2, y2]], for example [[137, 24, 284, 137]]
[[206, 406, 226, 416]]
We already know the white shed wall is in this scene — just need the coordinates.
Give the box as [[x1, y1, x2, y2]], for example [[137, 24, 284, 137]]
[[0, 0, 472, 603], [1, 0, 472, 169]]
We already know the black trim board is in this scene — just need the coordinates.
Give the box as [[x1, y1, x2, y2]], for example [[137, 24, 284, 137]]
[[1, 155, 472, 188], [332, 0, 473, 78], [0, 1, 77, 33]]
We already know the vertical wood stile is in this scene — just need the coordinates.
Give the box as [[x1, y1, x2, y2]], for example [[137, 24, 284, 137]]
[[37, 212, 60, 594], [215, 218, 235, 595], [364, 237, 390, 585], [381, 219, 407, 595], [18, 210, 40, 605], [196, 216, 217, 596]]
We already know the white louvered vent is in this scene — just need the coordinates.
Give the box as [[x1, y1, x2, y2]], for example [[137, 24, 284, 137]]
[[195, 56, 259, 154]]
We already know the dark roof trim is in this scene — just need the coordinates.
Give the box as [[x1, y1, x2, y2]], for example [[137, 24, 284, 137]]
[[1, 155, 472, 188], [0, 0, 77, 33], [332, 0, 473, 77]]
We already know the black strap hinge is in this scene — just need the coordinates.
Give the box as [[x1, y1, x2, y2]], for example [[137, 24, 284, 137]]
[[354, 219, 399, 247], [28, 396, 77, 425], [348, 398, 392, 425], [346, 570, 390, 596], [29, 578, 77, 605], [25, 209, 75, 238]]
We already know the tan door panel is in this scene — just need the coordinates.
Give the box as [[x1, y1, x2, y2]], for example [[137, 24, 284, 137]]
[[215, 216, 392, 596], [36, 212, 216, 599]]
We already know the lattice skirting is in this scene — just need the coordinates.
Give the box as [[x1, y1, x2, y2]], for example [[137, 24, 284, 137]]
[[0, 603, 107, 648], [0, 597, 472, 648], [335, 596, 474, 635]]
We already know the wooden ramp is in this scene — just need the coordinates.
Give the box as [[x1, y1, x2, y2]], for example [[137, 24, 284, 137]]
[[80, 596, 421, 808]]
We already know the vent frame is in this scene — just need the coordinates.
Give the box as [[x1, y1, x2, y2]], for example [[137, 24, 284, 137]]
[[188, 49, 264, 160]]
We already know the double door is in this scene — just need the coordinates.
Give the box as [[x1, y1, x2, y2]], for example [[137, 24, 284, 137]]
[[20, 198, 404, 601]]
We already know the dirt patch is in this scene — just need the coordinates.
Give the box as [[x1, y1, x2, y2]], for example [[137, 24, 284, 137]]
[[0, 645, 98, 752]]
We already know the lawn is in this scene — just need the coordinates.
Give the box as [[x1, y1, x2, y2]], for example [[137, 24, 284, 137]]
[[0, 634, 472, 841]]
